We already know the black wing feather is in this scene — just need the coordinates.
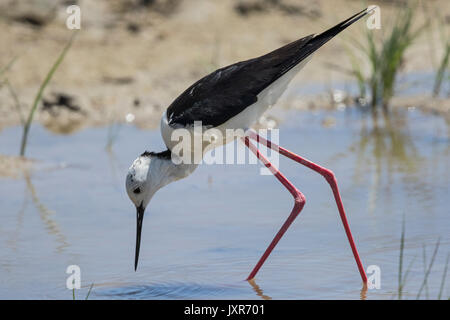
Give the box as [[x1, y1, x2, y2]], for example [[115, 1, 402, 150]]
[[167, 8, 368, 128]]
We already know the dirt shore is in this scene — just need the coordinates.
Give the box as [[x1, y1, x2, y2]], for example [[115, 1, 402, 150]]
[[0, 0, 449, 135]]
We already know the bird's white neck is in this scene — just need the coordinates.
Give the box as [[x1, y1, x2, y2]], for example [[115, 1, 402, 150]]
[[149, 155, 198, 190]]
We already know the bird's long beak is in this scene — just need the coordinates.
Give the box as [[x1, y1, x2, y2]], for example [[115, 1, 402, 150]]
[[134, 203, 145, 271]]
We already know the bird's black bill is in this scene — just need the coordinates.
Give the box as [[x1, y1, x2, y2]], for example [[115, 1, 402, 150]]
[[134, 203, 145, 271]]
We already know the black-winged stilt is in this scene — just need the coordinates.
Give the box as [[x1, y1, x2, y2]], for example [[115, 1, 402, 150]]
[[126, 9, 369, 283]]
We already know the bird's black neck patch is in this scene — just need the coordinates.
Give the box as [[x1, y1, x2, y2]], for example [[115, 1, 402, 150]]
[[141, 149, 172, 160]]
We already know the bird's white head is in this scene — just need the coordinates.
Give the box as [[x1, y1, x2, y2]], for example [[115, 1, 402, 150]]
[[126, 154, 154, 209], [125, 150, 197, 271]]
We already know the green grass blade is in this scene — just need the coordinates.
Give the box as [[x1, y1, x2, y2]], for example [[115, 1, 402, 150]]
[[433, 42, 450, 97], [19, 32, 77, 157], [0, 56, 17, 79], [422, 244, 429, 299], [85, 283, 94, 300], [416, 238, 440, 299], [346, 3, 424, 110], [437, 253, 449, 300], [398, 214, 405, 299], [400, 255, 417, 295]]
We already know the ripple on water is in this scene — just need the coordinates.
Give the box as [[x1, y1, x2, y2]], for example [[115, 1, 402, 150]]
[[95, 281, 246, 299]]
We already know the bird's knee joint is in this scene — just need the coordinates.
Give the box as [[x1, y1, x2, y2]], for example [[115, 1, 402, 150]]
[[294, 193, 306, 206], [322, 169, 336, 183]]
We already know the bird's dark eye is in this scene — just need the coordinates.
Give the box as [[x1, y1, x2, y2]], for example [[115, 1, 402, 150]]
[[133, 187, 141, 194]]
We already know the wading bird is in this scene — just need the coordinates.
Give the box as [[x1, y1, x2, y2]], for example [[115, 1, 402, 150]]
[[126, 9, 370, 283]]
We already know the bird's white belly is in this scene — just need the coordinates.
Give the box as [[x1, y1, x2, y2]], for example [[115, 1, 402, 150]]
[[160, 56, 311, 154]]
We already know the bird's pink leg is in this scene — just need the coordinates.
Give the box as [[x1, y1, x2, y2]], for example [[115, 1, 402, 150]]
[[246, 131, 367, 283], [243, 137, 306, 281]]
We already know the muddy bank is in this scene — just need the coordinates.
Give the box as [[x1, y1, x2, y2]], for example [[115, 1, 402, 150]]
[[0, 154, 32, 178], [0, 0, 449, 135]]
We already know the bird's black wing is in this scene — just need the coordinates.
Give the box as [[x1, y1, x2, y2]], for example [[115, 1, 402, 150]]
[[166, 8, 368, 128], [166, 37, 312, 128]]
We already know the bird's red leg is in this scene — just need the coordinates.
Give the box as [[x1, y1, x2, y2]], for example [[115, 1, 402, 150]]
[[243, 137, 306, 281], [246, 131, 367, 283]]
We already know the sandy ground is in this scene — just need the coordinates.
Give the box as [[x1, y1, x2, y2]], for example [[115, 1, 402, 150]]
[[0, 0, 449, 137]]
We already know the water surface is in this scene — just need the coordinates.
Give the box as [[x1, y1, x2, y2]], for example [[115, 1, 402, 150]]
[[0, 107, 448, 299]]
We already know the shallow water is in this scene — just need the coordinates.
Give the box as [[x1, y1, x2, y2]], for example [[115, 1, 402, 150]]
[[0, 107, 448, 299]]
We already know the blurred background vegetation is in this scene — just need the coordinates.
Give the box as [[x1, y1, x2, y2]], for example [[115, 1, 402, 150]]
[[0, 0, 448, 137]]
